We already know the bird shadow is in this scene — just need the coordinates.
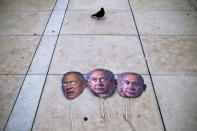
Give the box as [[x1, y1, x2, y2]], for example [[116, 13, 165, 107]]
[[91, 16, 106, 21]]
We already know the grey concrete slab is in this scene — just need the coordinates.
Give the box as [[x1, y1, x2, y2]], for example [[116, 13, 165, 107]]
[[129, 0, 194, 11], [0, 36, 41, 74], [60, 11, 137, 35], [190, 0, 197, 10], [4, 75, 47, 131], [4, 0, 69, 130], [49, 35, 148, 74], [0, 0, 56, 11], [152, 75, 197, 131], [0, 75, 25, 131], [29, 2, 68, 74], [141, 36, 197, 75], [44, 11, 65, 36], [33, 75, 164, 131], [54, 0, 69, 11], [68, 0, 130, 10], [28, 36, 58, 74], [41, 0, 70, 35], [134, 11, 197, 35], [0, 11, 51, 36]]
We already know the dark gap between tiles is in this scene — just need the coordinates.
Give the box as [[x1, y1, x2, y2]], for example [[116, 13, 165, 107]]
[[58, 34, 197, 37], [0, 10, 53, 13], [127, 0, 167, 131], [2, 72, 28, 130], [66, 9, 130, 11], [31, 0, 72, 130], [59, 34, 137, 36], [1, 74, 196, 77], [140, 34, 197, 37], [3, 1, 58, 131], [187, 0, 197, 11], [0, 34, 43, 37], [132, 9, 194, 11], [150, 74, 197, 77], [1, 73, 196, 76], [133, 10, 197, 12]]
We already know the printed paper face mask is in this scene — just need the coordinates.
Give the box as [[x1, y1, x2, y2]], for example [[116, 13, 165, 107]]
[[117, 72, 146, 98], [87, 69, 116, 98], [62, 72, 86, 99]]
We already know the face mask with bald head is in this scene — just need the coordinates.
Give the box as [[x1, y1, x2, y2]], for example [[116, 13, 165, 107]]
[[87, 69, 116, 98]]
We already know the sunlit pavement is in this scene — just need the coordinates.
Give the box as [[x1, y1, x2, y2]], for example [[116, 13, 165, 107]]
[[0, 0, 197, 131]]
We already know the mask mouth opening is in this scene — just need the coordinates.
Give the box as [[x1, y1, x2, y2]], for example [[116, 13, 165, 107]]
[[66, 91, 74, 94], [94, 86, 105, 91], [65, 88, 74, 94], [126, 88, 136, 92]]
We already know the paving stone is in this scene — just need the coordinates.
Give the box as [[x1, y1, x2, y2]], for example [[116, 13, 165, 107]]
[[32, 75, 164, 131], [152, 75, 197, 131], [27, 36, 58, 74], [141, 36, 197, 75], [2, 0, 196, 130], [60, 11, 137, 35], [54, 0, 69, 11], [134, 11, 197, 35], [43, 11, 65, 36], [0, 11, 51, 36], [0, 0, 56, 11], [68, 0, 130, 10], [49, 35, 148, 74], [190, 0, 197, 10], [0, 75, 25, 131], [4, 75, 47, 131], [129, 0, 194, 11], [0, 36, 41, 74]]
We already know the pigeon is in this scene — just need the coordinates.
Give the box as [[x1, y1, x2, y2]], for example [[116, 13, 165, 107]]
[[91, 7, 105, 19]]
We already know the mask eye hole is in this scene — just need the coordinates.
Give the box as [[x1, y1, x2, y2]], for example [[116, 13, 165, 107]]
[[91, 78, 97, 82], [124, 80, 130, 85], [91, 77, 107, 82], [71, 81, 77, 85], [63, 81, 77, 86], [100, 78, 106, 82], [63, 82, 68, 86], [132, 82, 138, 86]]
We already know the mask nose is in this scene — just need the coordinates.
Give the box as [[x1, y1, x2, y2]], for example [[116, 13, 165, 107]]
[[130, 87, 136, 91], [95, 79, 102, 85], [126, 83, 132, 88], [66, 87, 72, 91], [129, 85, 136, 91], [128, 84, 135, 90], [98, 81, 105, 87], [65, 83, 72, 88]]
